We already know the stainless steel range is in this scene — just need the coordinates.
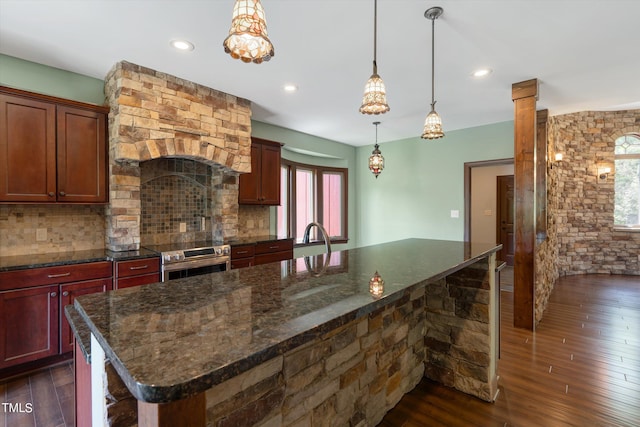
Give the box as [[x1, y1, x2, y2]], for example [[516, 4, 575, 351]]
[[143, 241, 231, 282]]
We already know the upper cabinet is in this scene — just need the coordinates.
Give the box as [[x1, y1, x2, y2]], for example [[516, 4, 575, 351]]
[[238, 137, 282, 205], [0, 86, 109, 203]]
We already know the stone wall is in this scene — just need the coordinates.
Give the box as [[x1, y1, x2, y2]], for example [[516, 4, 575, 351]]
[[423, 258, 497, 402], [548, 110, 640, 275], [104, 61, 252, 251]]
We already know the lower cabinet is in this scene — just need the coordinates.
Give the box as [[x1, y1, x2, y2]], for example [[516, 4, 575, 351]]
[[0, 261, 112, 370], [231, 239, 293, 269], [114, 257, 160, 289]]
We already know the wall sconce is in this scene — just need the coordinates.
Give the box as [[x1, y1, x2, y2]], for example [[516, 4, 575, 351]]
[[550, 152, 563, 169], [369, 271, 384, 299], [598, 166, 612, 182]]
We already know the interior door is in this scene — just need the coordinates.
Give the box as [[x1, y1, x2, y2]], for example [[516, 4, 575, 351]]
[[497, 175, 515, 265]]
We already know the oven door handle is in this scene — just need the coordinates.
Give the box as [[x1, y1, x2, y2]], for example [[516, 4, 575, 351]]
[[162, 256, 230, 273]]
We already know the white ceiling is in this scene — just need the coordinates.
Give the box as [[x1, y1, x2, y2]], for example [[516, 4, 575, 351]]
[[1, 0, 639, 147]]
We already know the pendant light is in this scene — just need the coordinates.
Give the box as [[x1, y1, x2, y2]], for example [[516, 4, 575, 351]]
[[368, 121, 385, 178], [359, 0, 390, 114], [223, 0, 274, 64], [421, 6, 444, 139]]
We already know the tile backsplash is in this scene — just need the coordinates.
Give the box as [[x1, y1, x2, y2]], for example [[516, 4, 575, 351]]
[[0, 204, 106, 257]]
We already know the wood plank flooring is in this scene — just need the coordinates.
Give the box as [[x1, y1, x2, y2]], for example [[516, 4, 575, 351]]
[[380, 274, 640, 427], [1, 362, 73, 427], [2, 273, 639, 427]]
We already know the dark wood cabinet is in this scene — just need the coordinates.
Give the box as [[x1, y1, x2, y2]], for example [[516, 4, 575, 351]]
[[238, 138, 282, 205], [0, 86, 109, 203], [0, 261, 112, 369], [114, 257, 160, 289], [231, 239, 293, 269], [0, 284, 59, 369], [231, 245, 256, 269], [254, 239, 294, 266], [59, 278, 111, 354]]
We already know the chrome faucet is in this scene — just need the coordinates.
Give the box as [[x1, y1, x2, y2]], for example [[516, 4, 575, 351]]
[[302, 222, 332, 254]]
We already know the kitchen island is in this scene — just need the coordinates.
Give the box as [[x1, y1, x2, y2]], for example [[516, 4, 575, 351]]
[[72, 238, 501, 426]]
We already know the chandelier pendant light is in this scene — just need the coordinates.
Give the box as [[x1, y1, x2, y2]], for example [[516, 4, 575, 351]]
[[223, 0, 274, 64], [360, 0, 390, 114], [421, 6, 444, 139], [368, 121, 385, 178]]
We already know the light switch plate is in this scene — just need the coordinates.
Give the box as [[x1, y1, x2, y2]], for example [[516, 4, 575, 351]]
[[450, 210, 459, 218]]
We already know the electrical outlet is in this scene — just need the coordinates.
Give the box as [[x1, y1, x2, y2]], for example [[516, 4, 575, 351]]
[[179, 222, 186, 233], [36, 228, 47, 241], [450, 210, 459, 218]]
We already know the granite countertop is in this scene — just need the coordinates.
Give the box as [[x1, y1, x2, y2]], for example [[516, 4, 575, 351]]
[[74, 238, 500, 404], [0, 248, 159, 272]]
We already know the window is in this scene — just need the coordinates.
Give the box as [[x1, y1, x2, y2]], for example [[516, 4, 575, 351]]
[[277, 159, 348, 244], [614, 133, 640, 228]]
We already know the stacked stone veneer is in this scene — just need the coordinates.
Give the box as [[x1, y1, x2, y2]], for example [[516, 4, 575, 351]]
[[423, 258, 497, 402], [101, 259, 498, 426], [104, 61, 251, 251], [548, 110, 640, 276]]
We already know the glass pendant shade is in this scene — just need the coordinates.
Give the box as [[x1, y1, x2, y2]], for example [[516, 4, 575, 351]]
[[422, 105, 444, 139], [369, 271, 384, 299], [368, 144, 385, 178], [223, 0, 274, 64], [360, 70, 390, 114]]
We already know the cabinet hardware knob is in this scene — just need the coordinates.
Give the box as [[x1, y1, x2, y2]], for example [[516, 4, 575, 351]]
[[51, 292, 57, 297], [48, 192, 55, 197], [59, 191, 66, 196], [47, 272, 71, 278], [62, 291, 69, 297]]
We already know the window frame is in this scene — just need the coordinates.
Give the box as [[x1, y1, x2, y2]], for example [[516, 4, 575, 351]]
[[613, 133, 640, 231], [279, 158, 349, 246]]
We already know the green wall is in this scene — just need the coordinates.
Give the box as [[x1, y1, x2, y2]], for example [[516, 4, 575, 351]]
[[0, 54, 105, 105], [355, 121, 514, 247], [0, 54, 515, 251]]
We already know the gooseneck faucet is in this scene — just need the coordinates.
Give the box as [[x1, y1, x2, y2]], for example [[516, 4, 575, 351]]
[[302, 222, 332, 254]]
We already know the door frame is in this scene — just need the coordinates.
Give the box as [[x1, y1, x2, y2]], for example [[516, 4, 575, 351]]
[[463, 158, 514, 242]]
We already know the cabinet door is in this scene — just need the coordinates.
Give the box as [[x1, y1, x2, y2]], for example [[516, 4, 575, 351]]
[[238, 143, 261, 204], [0, 285, 59, 368], [56, 106, 108, 203], [59, 278, 111, 354], [260, 144, 281, 205], [0, 94, 57, 202]]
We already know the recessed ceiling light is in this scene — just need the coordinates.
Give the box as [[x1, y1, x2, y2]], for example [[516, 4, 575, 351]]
[[284, 84, 298, 93], [472, 68, 492, 78], [170, 39, 195, 51]]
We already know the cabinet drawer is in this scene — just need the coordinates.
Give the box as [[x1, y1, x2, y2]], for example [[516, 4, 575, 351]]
[[116, 258, 160, 279], [231, 245, 255, 259], [255, 240, 293, 255], [231, 258, 254, 270], [0, 261, 112, 291]]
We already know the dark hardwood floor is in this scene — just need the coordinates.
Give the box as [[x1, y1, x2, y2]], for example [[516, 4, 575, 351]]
[[380, 274, 640, 427], [2, 272, 639, 427]]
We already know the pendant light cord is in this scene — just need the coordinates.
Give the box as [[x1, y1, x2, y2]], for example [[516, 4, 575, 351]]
[[373, 0, 378, 74], [431, 14, 435, 109]]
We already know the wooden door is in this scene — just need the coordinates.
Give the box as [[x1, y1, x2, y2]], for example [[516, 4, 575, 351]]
[[497, 175, 515, 266], [259, 143, 281, 205], [0, 93, 57, 202], [59, 278, 111, 353], [0, 285, 59, 368], [56, 105, 108, 203]]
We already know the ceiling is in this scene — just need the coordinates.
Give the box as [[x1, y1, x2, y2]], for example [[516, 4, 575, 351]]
[[1, 0, 639, 147]]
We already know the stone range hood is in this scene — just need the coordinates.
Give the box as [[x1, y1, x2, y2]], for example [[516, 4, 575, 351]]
[[104, 61, 252, 251]]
